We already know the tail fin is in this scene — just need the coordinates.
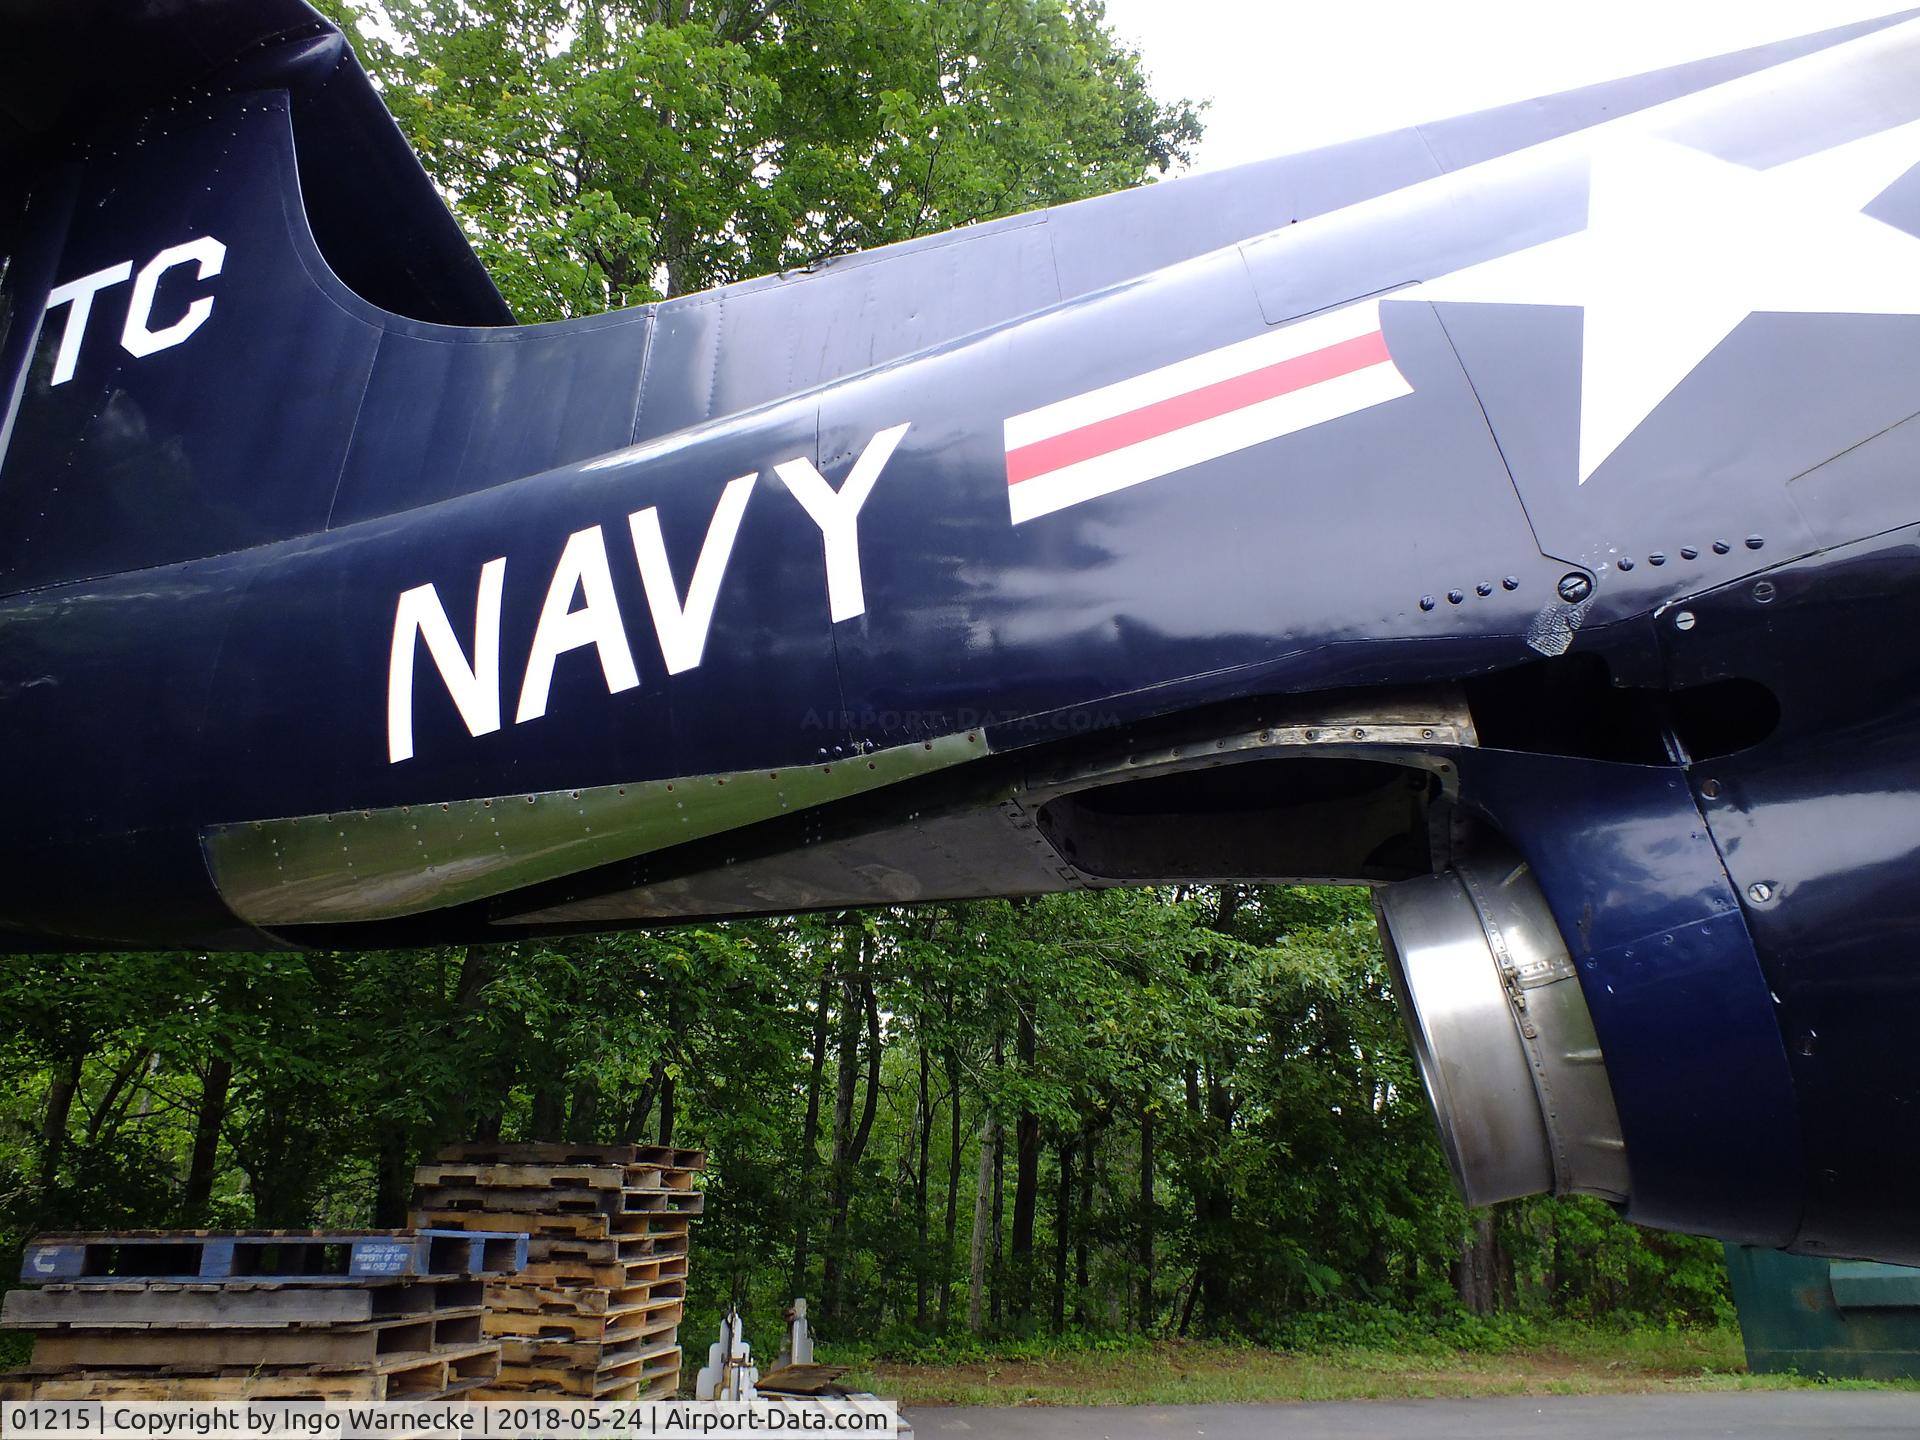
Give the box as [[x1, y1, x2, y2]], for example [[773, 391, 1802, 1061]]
[[0, 1, 510, 596]]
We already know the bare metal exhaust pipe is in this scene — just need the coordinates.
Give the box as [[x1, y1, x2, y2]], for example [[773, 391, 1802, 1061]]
[[1375, 849, 1631, 1208]]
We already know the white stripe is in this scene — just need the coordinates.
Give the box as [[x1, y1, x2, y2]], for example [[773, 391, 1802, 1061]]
[[1008, 361, 1411, 524], [1004, 299, 1387, 452]]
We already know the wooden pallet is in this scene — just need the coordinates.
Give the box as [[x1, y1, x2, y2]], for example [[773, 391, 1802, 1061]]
[[0, 1343, 501, 1401], [488, 1278, 684, 1318], [22, 1230, 526, 1285], [2, 1278, 485, 1329], [485, 1300, 683, 1345], [438, 1142, 705, 1172], [415, 1163, 695, 1193], [411, 1208, 694, 1244], [757, 1364, 854, 1397], [477, 1368, 656, 1399], [498, 1325, 678, 1364], [414, 1185, 704, 1218], [474, 1359, 679, 1405], [25, 1309, 484, 1369], [523, 1233, 689, 1268], [483, 1340, 680, 1398]]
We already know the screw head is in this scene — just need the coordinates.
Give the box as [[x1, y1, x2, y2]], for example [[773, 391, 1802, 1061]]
[[1748, 881, 1775, 903], [1557, 572, 1593, 603], [1674, 610, 1696, 631], [1753, 580, 1776, 604]]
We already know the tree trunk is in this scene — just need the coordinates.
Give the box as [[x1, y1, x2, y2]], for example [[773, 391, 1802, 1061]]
[[852, 981, 882, 1164], [823, 931, 869, 1323], [85, 1048, 150, 1146], [1192, 1069, 1237, 1333], [939, 1043, 963, 1331], [39, 1047, 85, 1185], [566, 1077, 600, 1143], [1189, 887, 1242, 1333], [966, 1111, 995, 1334], [130, 1052, 164, 1122], [990, 1034, 1005, 1329], [620, 1064, 664, 1147], [656, 1065, 677, 1146], [372, 1121, 414, 1228], [791, 964, 834, 1297], [821, 976, 860, 1322], [1455, 1210, 1504, 1314], [1052, 1134, 1074, 1333], [657, 996, 683, 1147], [1076, 1123, 1095, 1326], [1138, 1093, 1155, 1333], [181, 1057, 232, 1221], [529, 1083, 566, 1140], [450, 944, 493, 1010], [915, 1038, 933, 1331], [447, 945, 501, 1141], [1177, 1275, 1201, 1338], [472, 1060, 511, 1144], [1010, 1004, 1039, 1319]]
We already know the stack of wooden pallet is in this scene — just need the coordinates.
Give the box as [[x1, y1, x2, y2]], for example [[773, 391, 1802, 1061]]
[[0, 1228, 527, 1400], [410, 1142, 705, 1403]]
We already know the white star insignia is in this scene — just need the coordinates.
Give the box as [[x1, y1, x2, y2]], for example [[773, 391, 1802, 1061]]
[[1400, 119, 1920, 483]]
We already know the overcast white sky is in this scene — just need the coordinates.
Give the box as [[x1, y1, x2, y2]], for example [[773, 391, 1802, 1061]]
[[1099, 1, 1920, 173]]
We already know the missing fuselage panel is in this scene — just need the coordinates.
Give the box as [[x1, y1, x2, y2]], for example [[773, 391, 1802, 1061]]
[[1035, 756, 1440, 886]]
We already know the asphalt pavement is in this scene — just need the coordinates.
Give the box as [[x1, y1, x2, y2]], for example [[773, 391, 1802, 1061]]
[[904, 1392, 1919, 1438]]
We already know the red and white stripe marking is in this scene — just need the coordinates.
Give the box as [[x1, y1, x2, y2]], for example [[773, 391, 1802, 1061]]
[[1002, 299, 1411, 524]]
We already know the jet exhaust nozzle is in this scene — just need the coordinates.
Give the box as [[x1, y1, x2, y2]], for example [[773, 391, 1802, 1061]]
[[1376, 848, 1631, 1209]]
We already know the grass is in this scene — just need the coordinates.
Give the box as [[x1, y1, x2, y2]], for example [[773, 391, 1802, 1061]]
[[828, 1325, 1920, 1407], [7, 1312, 1916, 1407]]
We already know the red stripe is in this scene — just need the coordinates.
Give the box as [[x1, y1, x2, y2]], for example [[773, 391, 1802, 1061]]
[[1005, 329, 1392, 486]]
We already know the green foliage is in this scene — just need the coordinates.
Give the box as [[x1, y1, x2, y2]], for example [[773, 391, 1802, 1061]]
[[312, 0, 1203, 319], [833, 1324, 1153, 1367], [0, 888, 1730, 1353], [1500, 1194, 1737, 1328], [1258, 1301, 1543, 1356]]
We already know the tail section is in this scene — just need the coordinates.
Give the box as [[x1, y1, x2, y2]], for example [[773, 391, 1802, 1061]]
[[0, 2, 511, 596], [1, 89, 365, 591]]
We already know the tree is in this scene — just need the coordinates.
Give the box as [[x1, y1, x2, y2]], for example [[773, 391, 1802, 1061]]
[[0, 887, 1735, 1354], [315, 0, 1203, 319]]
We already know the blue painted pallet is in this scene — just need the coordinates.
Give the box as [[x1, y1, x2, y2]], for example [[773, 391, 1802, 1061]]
[[20, 1229, 528, 1285]]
